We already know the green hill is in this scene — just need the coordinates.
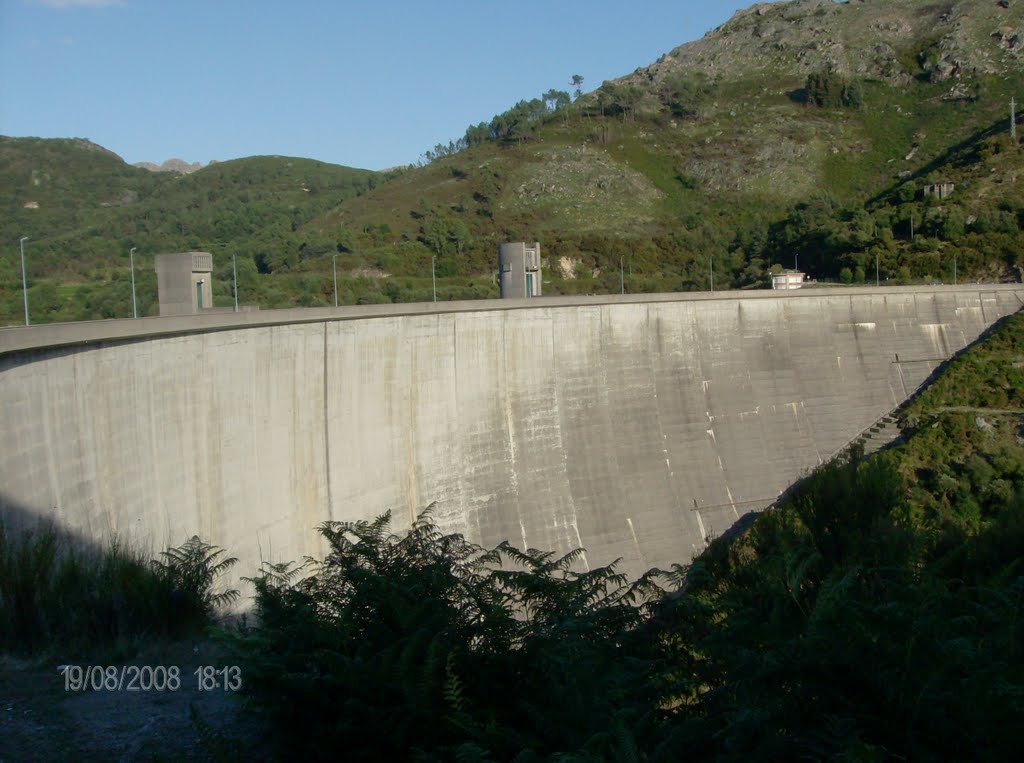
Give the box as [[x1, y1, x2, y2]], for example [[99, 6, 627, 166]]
[[0, 140, 376, 322], [1, 137, 161, 245], [305, 0, 1023, 298], [315, 0, 1019, 282], [2, 0, 1022, 324]]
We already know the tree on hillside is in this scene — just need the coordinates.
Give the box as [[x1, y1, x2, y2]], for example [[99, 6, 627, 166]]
[[543, 89, 571, 113], [659, 72, 713, 119], [598, 82, 643, 120], [570, 74, 584, 100], [449, 219, 473, 256], [464, 122, 490, 147], [543, 88, 559, 112], [804, 69, 863, 108], [421, 214, 473, 264]]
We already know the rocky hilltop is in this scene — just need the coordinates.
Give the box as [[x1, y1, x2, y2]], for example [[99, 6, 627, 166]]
[[626, 0, 1022, 91], [132, 158, 207, 174]]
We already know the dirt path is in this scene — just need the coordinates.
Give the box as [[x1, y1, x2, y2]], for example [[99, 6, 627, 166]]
[[1, 639, 267, 761]]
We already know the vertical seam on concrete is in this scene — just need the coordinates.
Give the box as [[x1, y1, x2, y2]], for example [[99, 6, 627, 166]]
[[323, 322, 333, 520]]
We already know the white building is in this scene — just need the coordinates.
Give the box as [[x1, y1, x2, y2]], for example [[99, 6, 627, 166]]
[[772, 270, 805, 290]]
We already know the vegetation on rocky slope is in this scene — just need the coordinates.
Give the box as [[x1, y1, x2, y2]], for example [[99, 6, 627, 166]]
[[0, 140, 377, 322]]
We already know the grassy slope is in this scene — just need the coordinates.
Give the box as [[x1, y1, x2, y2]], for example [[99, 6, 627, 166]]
[[0, 137, 159, 244], [303, 1, 1022, 293], [0, 143, 376, 322]]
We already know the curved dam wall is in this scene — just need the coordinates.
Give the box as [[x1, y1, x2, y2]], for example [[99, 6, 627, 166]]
[[2, 286, 1022, 581]]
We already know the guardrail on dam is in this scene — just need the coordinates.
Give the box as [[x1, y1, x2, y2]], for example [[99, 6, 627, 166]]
[[2, 285, 1022, 581]]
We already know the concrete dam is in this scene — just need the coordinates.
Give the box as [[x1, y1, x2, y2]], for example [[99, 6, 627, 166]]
[[2, 285, 1022, 581]]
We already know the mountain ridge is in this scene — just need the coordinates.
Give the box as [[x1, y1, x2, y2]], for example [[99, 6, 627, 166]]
[[132, 158, 209, 175], [645, 0, 1024, 86]]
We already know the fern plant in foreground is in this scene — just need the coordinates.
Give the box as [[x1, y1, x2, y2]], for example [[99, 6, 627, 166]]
[[220, 507, 670, 761], [152, 535, 240, 624]]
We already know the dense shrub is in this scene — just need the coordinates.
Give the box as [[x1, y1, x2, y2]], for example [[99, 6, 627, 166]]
[[805, 69, 864, 108], [0, 524, 236, 658], [222, 510, 666, 761]]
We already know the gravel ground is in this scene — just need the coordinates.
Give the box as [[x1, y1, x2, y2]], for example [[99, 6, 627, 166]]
[[1, 638, 269, 762]]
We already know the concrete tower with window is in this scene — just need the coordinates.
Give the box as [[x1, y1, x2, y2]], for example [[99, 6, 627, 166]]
[[155, 252, 214, 316], [499, 242, 541, 298]]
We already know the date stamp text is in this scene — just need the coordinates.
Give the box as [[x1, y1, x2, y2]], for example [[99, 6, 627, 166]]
[[60, 665, 242, 692]]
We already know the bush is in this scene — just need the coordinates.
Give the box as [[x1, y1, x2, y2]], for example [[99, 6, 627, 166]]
[[0, 522, 236, 658], [805, 70, 864, 108], [222, 509, 665, 761], [150, 535, 240, 624]]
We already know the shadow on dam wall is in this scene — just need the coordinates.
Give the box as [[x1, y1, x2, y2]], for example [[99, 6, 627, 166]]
[[2, 285, 1023, 585]]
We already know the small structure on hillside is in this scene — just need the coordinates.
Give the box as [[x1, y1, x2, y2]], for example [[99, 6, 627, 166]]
[[499, 242, 541, 298], [772, 270, 805, 291], [923, 182, 955, 200], [155, 252, 214, 316]]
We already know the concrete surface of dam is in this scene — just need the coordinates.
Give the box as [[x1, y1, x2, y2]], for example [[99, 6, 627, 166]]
[[2, 285, 1022, 581]]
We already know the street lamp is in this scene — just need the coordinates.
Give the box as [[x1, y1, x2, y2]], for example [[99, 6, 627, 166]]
[[232, 254, 239, 312], [333, 254, 338, 307], [709, 254, 714, 292], [953, 253, 957, 286], [129, 247, 138, 318], [432, 256, 437, 302], [620, 256, 624, 295], [876, 251, 880, 287], [19, 236, 29, 326]]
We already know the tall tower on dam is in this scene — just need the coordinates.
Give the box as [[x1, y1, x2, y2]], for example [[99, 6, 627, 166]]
[[154, 252, 215, 316], [1, 285, 1022, 584], [499, 242, 542, 299]]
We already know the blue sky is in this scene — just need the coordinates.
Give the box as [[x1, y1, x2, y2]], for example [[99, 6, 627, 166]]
[[0, 0, 751, 170]]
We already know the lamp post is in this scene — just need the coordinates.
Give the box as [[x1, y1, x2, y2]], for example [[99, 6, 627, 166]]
[[620, 256, 624, 295], [953, 253, 957, 286], [19, 236, 29, 326], [129, 247, 138, 318], [709, 254, 714, 292], [432, 256, 437, 302], [232, 254, 239, 312], [333, 254, 338, 307], [795, 253, 799, 273], [876, 251, 880, 287]]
